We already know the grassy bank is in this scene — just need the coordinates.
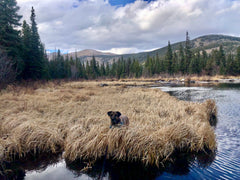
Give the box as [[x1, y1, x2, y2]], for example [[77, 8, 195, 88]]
[[0, 80, 217, 167], [120, 75, 240, 83]]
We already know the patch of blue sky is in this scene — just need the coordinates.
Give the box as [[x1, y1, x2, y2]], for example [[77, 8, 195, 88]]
[[46, 49, 69, 54], [72, 3, 79, 8], [109, 0, 155, 6], [72, 0, 155, 8]]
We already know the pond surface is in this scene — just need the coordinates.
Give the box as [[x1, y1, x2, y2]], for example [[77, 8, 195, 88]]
[[155, 83, 240, 179], [2, 83, 240, 180]]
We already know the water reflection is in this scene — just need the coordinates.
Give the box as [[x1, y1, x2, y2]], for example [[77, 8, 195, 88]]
[[66, 150, 216, 180], [0, 153, 61, 180], [1, 149, 216, 180]]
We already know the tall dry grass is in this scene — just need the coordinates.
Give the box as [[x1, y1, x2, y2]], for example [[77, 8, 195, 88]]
[[0, 80, 217, 167]]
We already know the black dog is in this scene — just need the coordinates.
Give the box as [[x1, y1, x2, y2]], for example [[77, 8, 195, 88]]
[[107, 111, 129, 128]]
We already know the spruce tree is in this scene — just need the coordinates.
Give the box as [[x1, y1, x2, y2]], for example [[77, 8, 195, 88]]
[[29, 6, 44, 79], [226, 53, 234, 75], [172, 52, 178, 74], [184, 31, 192, 73], [155, 53, 161, 74], [90, 56, 99, 79], [100, 62, 106, 77], [179, 43, 185, 74], [106, 62, 110, 76], [236, 46, 240, 74], [165, 41, 173, 74], [0, 0, 23, 75], [201, 49, 208, 72], [21, 20, 32, 78]]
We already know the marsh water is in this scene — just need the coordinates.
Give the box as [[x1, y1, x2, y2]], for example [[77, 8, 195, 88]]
[[3, 83, 240, 180]]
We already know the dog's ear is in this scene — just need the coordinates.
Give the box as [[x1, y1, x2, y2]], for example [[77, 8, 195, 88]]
[[107, 111, 112, 116], [116, 111, 121, 117]]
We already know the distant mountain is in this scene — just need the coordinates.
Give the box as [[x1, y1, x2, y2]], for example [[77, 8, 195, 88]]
[[73, 49, 116, 57], [48, 49, 116, 63], [121, 34, 240, 62], [48, 34, 240, 64]]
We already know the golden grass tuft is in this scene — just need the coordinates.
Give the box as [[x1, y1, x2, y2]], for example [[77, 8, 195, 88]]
[[0, 80, 217, 166]]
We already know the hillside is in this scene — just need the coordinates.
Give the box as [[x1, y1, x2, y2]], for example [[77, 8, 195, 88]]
[[122, 34, 240, 62], [48, 34, 240, 64]]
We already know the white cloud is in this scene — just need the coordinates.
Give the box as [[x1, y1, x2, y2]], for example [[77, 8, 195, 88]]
[[102, 47, 140, 54], [16, 0, 240, 54]]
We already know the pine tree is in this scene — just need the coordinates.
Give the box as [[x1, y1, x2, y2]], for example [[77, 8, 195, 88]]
[[235, 46, 240, 74], [217, 45, 226, 66], [189, 52, 200, 75], [179, 43, 185, 74], [226, 53, 234, 75], [145, 55, 153, 76], [0, 0, 23, 75], [195, 50, 201, 74], [165, 41, 173, 74], [200, 49, 208, 72], [89, 56, 99, 79], [21, 20, 32, 78], [172, 52, 178, 74], [105, 62, 110, 76], [28, 7, 43, 79], [155, 53, 161, 74], [184, 31, 192, 73], [85, 61, 90, 79], [100, 62, 106, 77]]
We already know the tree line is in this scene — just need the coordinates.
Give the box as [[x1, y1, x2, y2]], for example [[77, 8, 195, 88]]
[[0, 0, 48, 88], [144, 32, 240, 76], [1, 0, 240, 88], [48, 50, 142, 79], [52, 32, 240, 79]]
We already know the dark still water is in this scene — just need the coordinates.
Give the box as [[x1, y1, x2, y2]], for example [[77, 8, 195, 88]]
[[3, 83, 240, 180], [156, 83, 240, 179]]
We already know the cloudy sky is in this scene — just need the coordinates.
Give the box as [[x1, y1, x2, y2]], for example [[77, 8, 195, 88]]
[[16, 0, 240, 54]]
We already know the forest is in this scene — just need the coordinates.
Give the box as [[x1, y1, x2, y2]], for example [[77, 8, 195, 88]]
[[1, 0, 240, 89]]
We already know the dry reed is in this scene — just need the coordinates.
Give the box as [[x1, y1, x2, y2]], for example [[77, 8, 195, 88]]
[[0, 80, 217, 167]]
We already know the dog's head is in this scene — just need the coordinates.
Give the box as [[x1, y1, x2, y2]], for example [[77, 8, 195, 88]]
[[107, 111, 121, 125]]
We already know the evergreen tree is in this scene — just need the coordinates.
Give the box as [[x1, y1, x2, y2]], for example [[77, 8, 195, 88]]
[[206, 50, 218, 75], [21, 20, 32, 78], [165, 41, 173, 74], [100, 62, 106, 77], [126, 58, 132, 77], [145, 54, 154, 76], [218, 45, 226, 65], [28, 7, 45, 79], [189, 51, 200, 74], [155, 53, 161, 74], [226, 53, 234, 75], [195, 50, 201, 74], [179, 43, 185, 73], [200, 49, 208, 72], [236, 46, 240, 74], [105, 62, 110, 76], [0, 0, 23, 75], [132, 58, 142, 78], [89, 56, 99, 79], [184, 31, 192, 73], [172, 52, 178, 73], [86, 61, 90, 79], [111, 59, 117, 77]]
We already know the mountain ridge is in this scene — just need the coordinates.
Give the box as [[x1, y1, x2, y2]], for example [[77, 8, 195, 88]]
[[48, 34, 240, 63]]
